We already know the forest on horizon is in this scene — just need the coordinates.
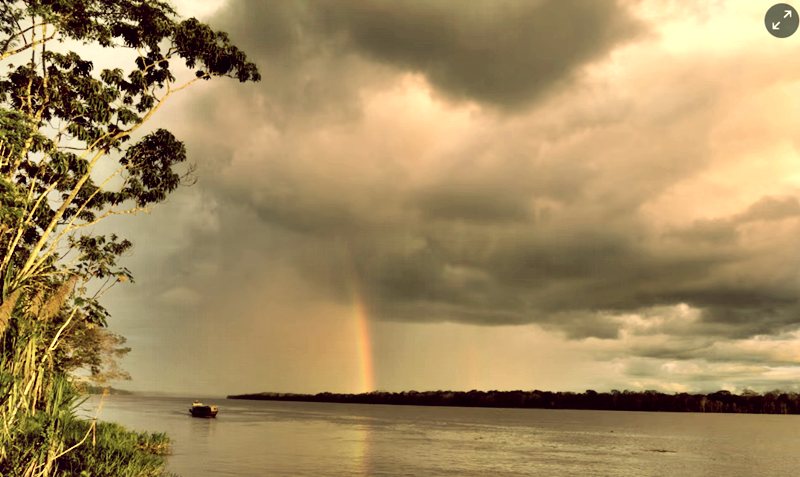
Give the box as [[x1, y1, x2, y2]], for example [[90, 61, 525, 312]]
[[227, 388, 800, 414]]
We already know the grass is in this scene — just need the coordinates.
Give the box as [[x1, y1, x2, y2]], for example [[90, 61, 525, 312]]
[[56, 419, 178, 477], [1, 415, 179, 477]]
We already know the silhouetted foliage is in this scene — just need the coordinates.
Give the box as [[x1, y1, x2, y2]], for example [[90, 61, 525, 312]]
[[227, 389, 800, 414]]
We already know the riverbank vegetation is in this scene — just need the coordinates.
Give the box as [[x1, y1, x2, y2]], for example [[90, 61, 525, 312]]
[[0, 1, 259, 475], [228, 388, 800, 414], [2, 410, 177, 477]]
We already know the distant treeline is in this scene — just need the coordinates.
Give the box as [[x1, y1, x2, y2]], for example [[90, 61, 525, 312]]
[[74, 384, 134, 396], [227, 389, 800, 414]]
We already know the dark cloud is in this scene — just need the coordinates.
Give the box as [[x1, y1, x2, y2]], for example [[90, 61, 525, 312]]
[[318, 0, 647, 109], [697, 307, 800, 340], [666, 196, 800, 246], [213, 0, 648, 111], [323, 193, 800, 342], [736, 196, 800, 223]]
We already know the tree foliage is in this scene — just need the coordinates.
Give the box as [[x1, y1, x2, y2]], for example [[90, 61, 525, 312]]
[[0, 1, 260, 473], [51, 308, 133, 384], [0, 0, 259, 310]]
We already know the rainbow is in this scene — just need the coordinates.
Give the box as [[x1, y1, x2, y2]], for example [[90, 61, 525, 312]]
[[345, 245, 375, 394]]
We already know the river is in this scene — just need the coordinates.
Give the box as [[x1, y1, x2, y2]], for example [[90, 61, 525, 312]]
[[77, 395, 800, 476]]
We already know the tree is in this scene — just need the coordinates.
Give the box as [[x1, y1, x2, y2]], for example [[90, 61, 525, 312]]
[[0, 1, 260, 474], [53, 308, 132, 384], [0, 0, 259, 328]]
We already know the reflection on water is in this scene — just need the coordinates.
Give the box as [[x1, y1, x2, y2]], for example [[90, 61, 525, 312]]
[[77, 395, 800, 477], [189, 416, 217, 442], [341, 416, 373, 476], [360, 422, 373, 477]]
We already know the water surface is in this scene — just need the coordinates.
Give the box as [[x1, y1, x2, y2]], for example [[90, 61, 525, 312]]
[[78, 395, 800, 476]]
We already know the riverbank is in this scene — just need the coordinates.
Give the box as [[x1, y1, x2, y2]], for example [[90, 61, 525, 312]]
[[228, 389, 800, 414], [0, 415, 176, 476]]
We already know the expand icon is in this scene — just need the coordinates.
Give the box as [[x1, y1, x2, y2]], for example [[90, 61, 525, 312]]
[[766, 3, 799, 38]]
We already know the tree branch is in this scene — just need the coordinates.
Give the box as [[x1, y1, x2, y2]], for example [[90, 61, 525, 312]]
[[0, 29, 57, 62]]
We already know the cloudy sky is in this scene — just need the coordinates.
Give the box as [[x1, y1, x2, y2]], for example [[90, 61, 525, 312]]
[[93, 0, 800, 397]]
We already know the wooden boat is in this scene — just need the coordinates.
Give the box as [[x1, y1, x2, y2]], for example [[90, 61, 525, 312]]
[[189, 401, 218, 418]]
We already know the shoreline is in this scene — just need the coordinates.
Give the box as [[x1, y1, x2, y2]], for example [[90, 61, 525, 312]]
[[227, 389, 800, 415]]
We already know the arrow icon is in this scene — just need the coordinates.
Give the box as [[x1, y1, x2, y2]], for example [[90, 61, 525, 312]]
[[767, 4, 798, 37]]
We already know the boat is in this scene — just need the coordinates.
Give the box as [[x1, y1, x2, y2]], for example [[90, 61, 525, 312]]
[[189, 401, 218, 418]]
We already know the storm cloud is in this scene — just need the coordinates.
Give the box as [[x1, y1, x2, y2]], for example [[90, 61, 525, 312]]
[[165, 0, 800, 341], [100, 0, 800, 395], [213, 0, 647, 111]]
